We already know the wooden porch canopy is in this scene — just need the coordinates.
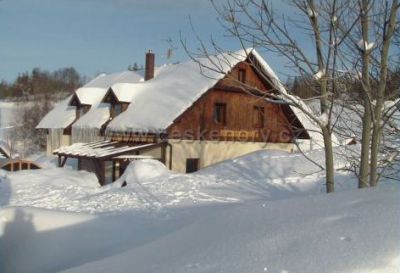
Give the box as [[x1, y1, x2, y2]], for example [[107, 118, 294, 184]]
[[53, 140, 160, 161], [53, 140, 156, 159], [53, 140, 171, 185]]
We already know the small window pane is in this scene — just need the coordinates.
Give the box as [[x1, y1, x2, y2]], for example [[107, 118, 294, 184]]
[[111, 104, 123, 118], [214, 103, 227, 125], [115, 104, 122, 116], [253, 106, 265, 128], [238, 69, 246, 83]]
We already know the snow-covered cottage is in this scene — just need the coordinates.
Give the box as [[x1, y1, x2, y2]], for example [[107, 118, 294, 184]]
[[37, 49, 321, 185]]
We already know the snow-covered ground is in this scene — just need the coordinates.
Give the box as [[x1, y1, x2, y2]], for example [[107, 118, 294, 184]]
[[0, 148, 399, 273], [2, 148, 357, 213]]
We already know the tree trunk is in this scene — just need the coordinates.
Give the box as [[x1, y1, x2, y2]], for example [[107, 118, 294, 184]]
[[359, 103, 371, 188], [322, 126, 335, 193], [358, 0, 372, 189], [368, 0, 398, 187], [369, 122, 382, 187]]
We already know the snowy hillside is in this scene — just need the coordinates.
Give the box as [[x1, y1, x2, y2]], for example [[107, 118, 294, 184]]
[[0, 101, 17, 140], [0, 186, 398, 273]]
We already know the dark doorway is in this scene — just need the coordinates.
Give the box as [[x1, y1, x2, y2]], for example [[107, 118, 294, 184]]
[[186, 158, 200, 173]]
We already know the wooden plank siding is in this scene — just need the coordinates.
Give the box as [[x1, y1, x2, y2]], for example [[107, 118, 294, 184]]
[[167, 61, 297, 143], [168, 89, 293, 142]]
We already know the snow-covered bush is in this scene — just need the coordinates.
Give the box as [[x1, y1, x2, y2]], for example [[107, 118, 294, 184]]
[[115, 159, 171, 187]]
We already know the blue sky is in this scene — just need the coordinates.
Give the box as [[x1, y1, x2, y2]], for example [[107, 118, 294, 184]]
[[0, 0, 294, 82]]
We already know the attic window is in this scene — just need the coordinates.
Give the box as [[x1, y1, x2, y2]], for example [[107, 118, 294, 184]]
[[238, 68, 246, 83], [111, 103, 124, 118], [70, 95, 80, 107], [253, 106, 265, 128], [76, 106, 90, 118], [214, 103, 227, 125], [114, 104, 122, 116]]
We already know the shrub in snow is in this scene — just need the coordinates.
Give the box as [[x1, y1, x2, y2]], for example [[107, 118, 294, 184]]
[[115, 159, 171, 187]]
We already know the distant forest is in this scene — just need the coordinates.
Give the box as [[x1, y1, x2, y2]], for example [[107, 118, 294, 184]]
[[0, 67, 87, 156], [288, 68, 400, 100], [0, 67, 85, 99], [3, 66, 399, 101]]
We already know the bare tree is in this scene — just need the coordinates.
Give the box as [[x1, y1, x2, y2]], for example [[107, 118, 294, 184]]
[[339, 0, 400, 188], [182, 0, 360, 193], [182, 0, 399, 191], [367, 0, 399, 187]]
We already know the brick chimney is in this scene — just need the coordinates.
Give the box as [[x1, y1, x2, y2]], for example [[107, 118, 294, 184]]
[[145, 50, 155, 81]]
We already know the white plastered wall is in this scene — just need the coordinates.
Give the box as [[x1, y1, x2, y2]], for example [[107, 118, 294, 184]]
[[165, 140, 295, 173]]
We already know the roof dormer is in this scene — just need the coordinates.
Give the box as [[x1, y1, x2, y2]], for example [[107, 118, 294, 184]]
[[103, 88, 119, 104], [102, 88, 129, 119], [69, 93, 82, 107]]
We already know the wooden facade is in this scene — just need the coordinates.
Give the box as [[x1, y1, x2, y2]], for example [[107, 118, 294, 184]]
[[167, 61, 308, 143]]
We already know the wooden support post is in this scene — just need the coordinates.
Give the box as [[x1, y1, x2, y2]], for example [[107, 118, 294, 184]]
[[94, 160, 105, 186], [60, 156, 68, 167], [112, 161, 116, 182], [168, 143, 172, 170], [161, 142, 166, 165], [58, 155, 62, 167]]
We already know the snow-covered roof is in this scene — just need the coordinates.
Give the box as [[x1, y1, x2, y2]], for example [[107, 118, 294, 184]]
[[72, 103, 111, 129], [106, 50, 250, 133], [74, 88, 108, 106], [37, 71, 143, 129], [109, 65, 171, 103], [73, 71, 144, 128], [109, 83, 140, 103], [75, 71, 143, 105], [85, 71, 143, 89], [36, 95, 76, 129]]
